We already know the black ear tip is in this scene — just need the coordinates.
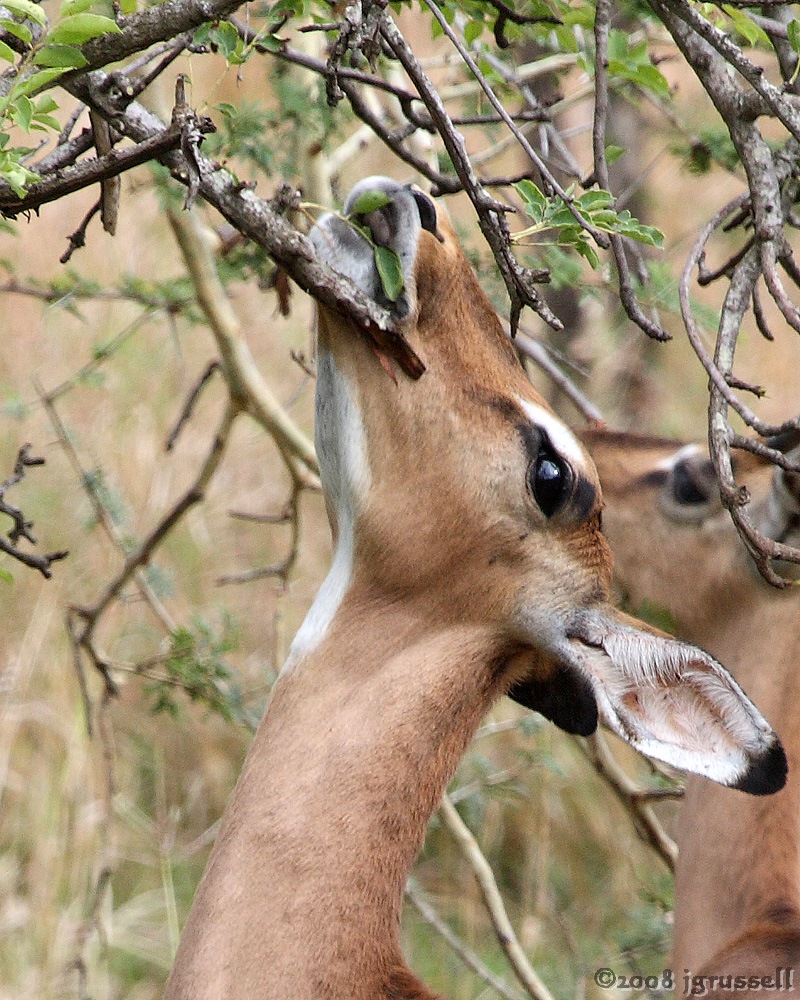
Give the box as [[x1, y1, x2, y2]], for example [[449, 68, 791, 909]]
[[411, 188, 440, 238], [734, 739, 788, 796]]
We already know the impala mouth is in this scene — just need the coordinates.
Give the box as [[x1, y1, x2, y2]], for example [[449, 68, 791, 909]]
[[309, 177, 436, 379]]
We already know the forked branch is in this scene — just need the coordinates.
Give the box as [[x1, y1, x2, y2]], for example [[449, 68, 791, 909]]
[[0, 445, 68, 578]]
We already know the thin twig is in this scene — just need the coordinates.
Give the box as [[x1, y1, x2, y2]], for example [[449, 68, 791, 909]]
[[592, 0, 668, 341], [405, 878, 525, 1000], [583, 731, 679, 870], [0, 445, 68, 578], [438, 795, 556, 1000]]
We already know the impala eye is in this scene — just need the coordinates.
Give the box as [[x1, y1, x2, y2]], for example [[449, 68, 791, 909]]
[[529, 448, 572, 518]]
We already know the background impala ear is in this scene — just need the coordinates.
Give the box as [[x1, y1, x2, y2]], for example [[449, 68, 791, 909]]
[[566, 611, 787, 795], [507, 664, 598, 736]]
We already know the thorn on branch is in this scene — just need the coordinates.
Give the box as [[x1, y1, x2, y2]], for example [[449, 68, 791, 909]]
[[90, 111, 120, 236], [172, 74, 216, 210], [61, 198, 103, 264], [724, 372, 765, 397], [0, 445, 68, 579]]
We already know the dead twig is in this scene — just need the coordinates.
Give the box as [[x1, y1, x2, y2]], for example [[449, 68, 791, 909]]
[[0, 445, 68, 578], [438, 794, 556, 1000], [583, 730, 679, 870]]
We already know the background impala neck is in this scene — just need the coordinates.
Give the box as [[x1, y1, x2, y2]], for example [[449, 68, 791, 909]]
[[167, 594, 505, 1000]]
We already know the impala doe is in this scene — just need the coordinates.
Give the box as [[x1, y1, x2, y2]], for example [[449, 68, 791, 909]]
[[586, 429, 800, 994], [163, 179, 786, 1000]]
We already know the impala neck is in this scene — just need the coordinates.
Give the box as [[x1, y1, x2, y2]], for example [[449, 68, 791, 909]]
[[168, 584, 506, 1000]]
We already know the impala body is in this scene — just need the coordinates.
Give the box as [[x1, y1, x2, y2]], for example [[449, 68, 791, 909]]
[[163, 179, 786, 1000], [587, 430, 800, 992]]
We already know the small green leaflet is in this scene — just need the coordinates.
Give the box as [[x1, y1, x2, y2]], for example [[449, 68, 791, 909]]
[[0, 0, 47, 27], [606, 31, 670, 99], [789, 18, 800, 53], [788, 20, 800, 84], [348, 189, 392, 216], [59, 0, 96, 16], [48, 12, 122, 45], [11, 67, 66, 99], [373, 245, 404, 303], [34, 44, 88, 68], [722, 5, 770, 48], [1, 18, 33, 44], [0, 39, 15, 63], [0, 566, 13, 585]]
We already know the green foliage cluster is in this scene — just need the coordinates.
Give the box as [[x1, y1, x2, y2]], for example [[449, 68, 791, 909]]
[[0, 0, 122, 195], [513, 179, 664, 268], [146, 615, 251, 727]]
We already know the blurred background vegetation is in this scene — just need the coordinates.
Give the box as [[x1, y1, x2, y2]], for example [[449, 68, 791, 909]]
[[1, 1, 800, 998]]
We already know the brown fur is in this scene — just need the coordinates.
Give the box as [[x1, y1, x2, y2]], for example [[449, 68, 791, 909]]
[[586, 429, 800, 984]]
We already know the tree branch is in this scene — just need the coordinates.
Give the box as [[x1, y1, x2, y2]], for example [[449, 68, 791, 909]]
[[0, 445, 68, 578]]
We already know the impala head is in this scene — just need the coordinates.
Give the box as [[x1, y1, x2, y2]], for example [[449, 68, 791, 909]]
[[583, 429, 800, 620], [308, 176, 787, 796]]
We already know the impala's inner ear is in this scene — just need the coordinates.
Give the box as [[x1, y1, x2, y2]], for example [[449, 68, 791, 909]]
[[508, 664, 598, 737]]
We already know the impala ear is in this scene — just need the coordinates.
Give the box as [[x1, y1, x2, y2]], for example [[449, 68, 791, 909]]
[[565, 610, 787, 795]]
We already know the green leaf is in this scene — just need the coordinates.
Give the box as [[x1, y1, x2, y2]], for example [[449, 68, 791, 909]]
[[0, 0, 47, 27], [11, 94, 33, 129], [561, 230, 599, 268], [616, 217, 664, 248], [606, 30, 670, 98], [59, 0, 95, 14], [722, 5, 770, 48], [12, 67, 65, 97], [1, 18, 33, 43], [348, 188, 392, 217], [31, 113, 60, 130], [0, 566, 13, 585], [576, 189, 614, 212], [605, 144, 624, 165], [210, 20, 240, 59], [34, 43, 87, 67], [260, 33, 283, 53], [374, 244, 404, 302], [33, 93, 58, 114], [0, 158, 39, 196], [514, 178, 546, 223], [464, 19, 483, 45], [48, 12, 121, 44], [789, 18, 800, 54], [0, 39, 15, 62]]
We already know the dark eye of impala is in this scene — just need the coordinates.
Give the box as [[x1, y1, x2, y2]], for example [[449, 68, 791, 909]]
[[529, 447, 572, 518]]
